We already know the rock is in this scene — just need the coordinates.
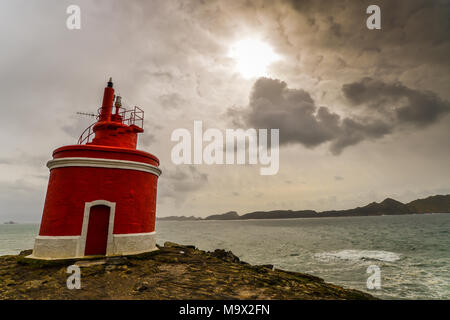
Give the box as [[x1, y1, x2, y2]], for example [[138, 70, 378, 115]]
[[24, 280, 45, 290], [164, 241, 182, 248], [136, 281, 149, 292], [106, 257, 127, 265], [75, 259, 106, 267], [105, 265, 116, 271], [19, 249, 33, 256], [210, 249, 240, 263], [163, 242, 196, 250], [5, 279, 16, 287], [0, 242, 376, 300], [257, 264, 274, 270]]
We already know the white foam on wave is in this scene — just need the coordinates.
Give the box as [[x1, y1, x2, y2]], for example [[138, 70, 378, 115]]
[[314, 249, 401, 262]]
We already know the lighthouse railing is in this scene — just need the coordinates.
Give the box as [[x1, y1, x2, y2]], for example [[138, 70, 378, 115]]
[[77, 122, 96, 144], [77, 106, 145, 144], [119, 106, 144, 129]]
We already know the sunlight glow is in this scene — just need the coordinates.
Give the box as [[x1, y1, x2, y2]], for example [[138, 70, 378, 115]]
[[229, 39, 280, 78]]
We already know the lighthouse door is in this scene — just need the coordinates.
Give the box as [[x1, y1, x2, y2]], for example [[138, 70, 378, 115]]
[[85, 205, 110, 256]]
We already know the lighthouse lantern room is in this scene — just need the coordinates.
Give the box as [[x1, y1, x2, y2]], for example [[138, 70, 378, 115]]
[[31, 79, 161, 259]]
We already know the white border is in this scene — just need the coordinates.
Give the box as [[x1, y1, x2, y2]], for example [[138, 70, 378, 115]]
[[113, 231, 156, 237], [78, 200, 116, 256], [47, 157, 162, 176], [35, 235, 79, 240]]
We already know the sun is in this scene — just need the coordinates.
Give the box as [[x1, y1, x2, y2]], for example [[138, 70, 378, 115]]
[[229, 39, 280, 78]]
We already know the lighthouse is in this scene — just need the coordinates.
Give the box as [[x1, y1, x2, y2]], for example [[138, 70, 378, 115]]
[[31, 79, 161, 259]]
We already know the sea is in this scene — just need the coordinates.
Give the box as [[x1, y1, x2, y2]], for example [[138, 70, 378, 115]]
[[1, 213, 449, 300]]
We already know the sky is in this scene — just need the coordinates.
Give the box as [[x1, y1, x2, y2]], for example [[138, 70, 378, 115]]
[[0, 0, 449, 222]]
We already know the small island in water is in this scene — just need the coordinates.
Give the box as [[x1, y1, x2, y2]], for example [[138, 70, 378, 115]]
[[158, 194, 450, 221]]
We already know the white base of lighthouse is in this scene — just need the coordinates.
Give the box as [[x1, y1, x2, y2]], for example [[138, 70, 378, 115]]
[[29, 232, 157, 260]]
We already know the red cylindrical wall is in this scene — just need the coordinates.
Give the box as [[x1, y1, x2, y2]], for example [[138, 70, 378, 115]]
[[39, 165, 158, 236], [38, 145, 160, 237], [99, 85, 115, 121]]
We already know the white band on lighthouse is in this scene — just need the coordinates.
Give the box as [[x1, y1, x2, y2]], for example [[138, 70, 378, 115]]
[[31, 199, 158, 260], [47, 157, 162, 176], [32, 232, 157, 259]]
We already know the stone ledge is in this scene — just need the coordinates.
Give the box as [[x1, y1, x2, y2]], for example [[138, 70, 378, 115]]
[[0, 242, 376, 300]]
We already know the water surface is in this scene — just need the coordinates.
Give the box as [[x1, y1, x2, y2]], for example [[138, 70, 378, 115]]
[[1, 213, 448, 299]]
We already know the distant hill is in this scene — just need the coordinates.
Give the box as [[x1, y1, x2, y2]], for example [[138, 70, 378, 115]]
[[204, 211, 240, 220], [157, 194, 450, 221], [406, 195, 450, 213], [320, 198, 411, 217]]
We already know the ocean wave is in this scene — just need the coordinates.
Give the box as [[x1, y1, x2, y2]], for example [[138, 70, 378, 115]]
[[314, 249, 401, 262]]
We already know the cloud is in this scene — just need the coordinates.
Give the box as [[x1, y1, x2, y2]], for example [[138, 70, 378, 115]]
[[158, 93, 186, 109], [0, 152, 50, 169], [243, 78, 338, 147], [139, 132, 156, 148], [229, 77, 448, 155], [329, 117, 392, 155], [342, 77, 450, 127], [158, 165, 209, 206], [0, 0, 449, 218], [284, 0, 450, 53]]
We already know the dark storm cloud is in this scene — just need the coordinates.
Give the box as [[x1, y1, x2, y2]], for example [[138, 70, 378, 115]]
[[329, 116, 392, 154], [242, 78, 338, 147], [285, 0, 450, 48], [343, 77, 450, 127], [213, 0, 448, 88], [229, 77, 448, 154]]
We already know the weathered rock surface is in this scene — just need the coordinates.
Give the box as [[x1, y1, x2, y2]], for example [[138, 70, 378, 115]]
[[0, 243, 375, 300]]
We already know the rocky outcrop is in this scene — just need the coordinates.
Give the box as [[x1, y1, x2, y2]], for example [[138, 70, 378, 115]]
[[0, 243, 375, 300]]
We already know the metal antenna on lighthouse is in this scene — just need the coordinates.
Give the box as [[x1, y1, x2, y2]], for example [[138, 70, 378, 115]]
[[76, 111, 96, 118]]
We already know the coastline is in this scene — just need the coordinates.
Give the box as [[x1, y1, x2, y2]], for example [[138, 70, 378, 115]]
[[158, 194, 450, 221], [157, 211, 446, 223], [0, 242, 375, 300]]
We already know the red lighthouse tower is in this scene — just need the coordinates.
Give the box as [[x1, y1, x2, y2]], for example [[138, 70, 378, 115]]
[[32, 79, 161, 259]]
